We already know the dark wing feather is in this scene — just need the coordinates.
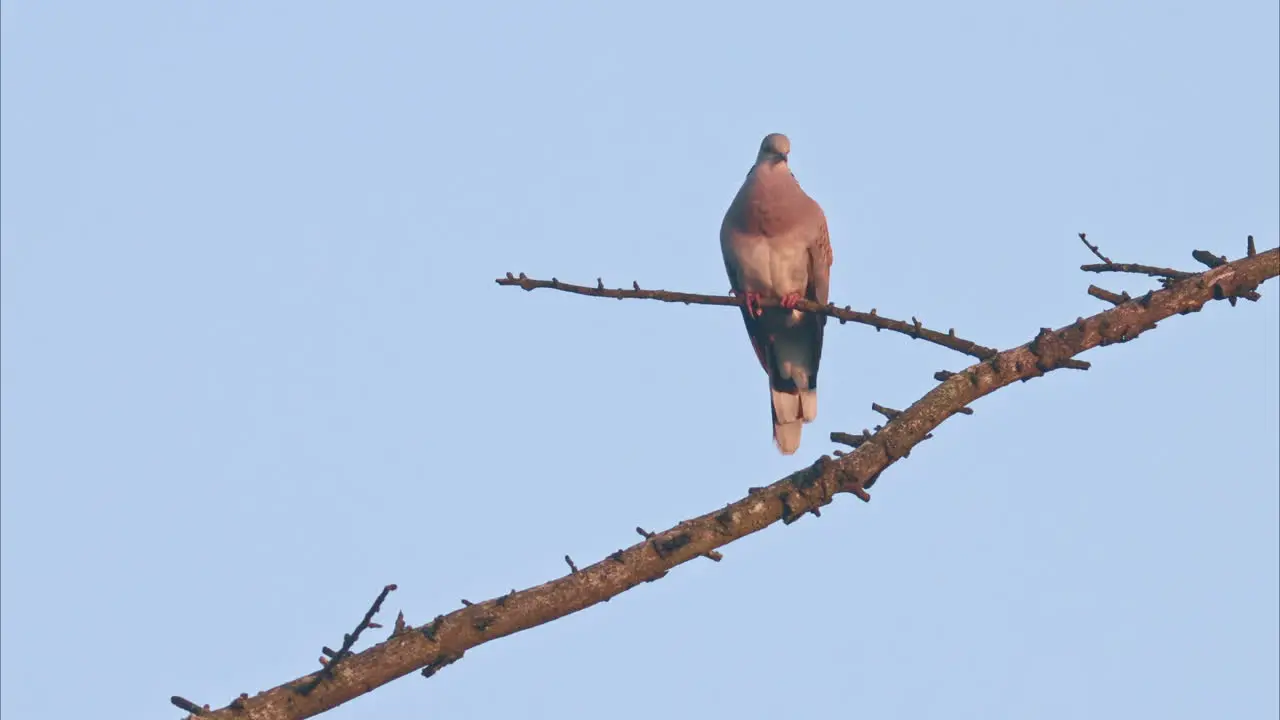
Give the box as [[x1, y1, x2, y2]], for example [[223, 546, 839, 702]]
[[805, 221, 834, 384]]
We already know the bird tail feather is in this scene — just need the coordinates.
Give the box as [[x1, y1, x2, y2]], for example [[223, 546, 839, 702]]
[[771, 388, 816, 455], [799, 389, 817, 422]]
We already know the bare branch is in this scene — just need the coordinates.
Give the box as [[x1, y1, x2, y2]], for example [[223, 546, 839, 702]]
[[495, 273, 999, 360], [831, 429, 874, 449], [1088, 285, 1130, 306], [871, 403, 902, 420], [1077, 232, 1113, 264], [171, 697, 210, 716], [1077, 240, 1264, 306], [1192, 249, 1228, 269], [184, 246, 1278, 720], [1079, 262, 1192, 280], [1074, 234, 1193, 280]]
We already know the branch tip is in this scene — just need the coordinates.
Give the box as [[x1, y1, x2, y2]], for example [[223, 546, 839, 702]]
[[1192, 249, 1228, 269], [831, 429, 874, 448], [171, 696, 209, 716], [871, 403, 902, 420], [1078, 232, 1114, 264], [1088, 285, 1129, 306]]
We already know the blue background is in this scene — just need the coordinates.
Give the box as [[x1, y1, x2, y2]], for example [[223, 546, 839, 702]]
[[3, 2, 1277, 718]]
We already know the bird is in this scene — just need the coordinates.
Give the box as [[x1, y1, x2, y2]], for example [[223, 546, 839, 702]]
[[720, 133, 834, 455]]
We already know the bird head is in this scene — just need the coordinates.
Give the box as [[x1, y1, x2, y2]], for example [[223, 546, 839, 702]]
[[756, 133, 791, 166]]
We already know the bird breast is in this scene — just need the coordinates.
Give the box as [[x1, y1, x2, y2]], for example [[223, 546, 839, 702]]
[[734, 233, 809, 298]]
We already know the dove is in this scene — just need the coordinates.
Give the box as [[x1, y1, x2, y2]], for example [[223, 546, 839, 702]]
[[720, 133, 834, 455]]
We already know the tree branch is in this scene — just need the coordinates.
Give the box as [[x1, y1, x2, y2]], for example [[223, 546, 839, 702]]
[[1074, 234, 1196, 281], [494, 273, 999, 360], [177, 244, 1277, 720], [1079, 262, 1193, 280]]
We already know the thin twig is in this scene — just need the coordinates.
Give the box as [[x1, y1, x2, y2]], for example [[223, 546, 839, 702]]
[[171, 697, 209, 716], [495, 273, 998, 360], [1079, 262, 1192, 279], [1077, 233, 1113, 264], [297, 584, 398, 696]]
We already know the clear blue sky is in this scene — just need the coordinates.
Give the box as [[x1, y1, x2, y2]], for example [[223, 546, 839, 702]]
[[2, 2, 1277, 719]]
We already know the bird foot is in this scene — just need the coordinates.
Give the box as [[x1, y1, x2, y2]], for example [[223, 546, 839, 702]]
[[731, 289, 766, 317], [779, 292, 803, 309]]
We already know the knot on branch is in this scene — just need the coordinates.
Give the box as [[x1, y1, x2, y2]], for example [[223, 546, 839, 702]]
[[783, 459, 833, 507], [655, 533, 692, 556], [831, 429, 873, 449], [1028, 328, 1090, 373], [421, 615, 445, 642], [422, 651, 464, 679]]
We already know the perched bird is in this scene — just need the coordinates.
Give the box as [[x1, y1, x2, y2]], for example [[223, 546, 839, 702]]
[[720, 133, 834, 454]]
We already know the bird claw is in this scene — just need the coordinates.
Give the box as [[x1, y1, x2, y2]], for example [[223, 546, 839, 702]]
[[731, 289, 766, 317], [779, 292, 803, 309]]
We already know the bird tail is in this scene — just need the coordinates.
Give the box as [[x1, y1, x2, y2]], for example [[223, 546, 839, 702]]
[[771, 388, 818, 455]]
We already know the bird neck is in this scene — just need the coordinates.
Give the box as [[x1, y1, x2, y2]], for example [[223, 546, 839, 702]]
[[752, 158, 790, 176]]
